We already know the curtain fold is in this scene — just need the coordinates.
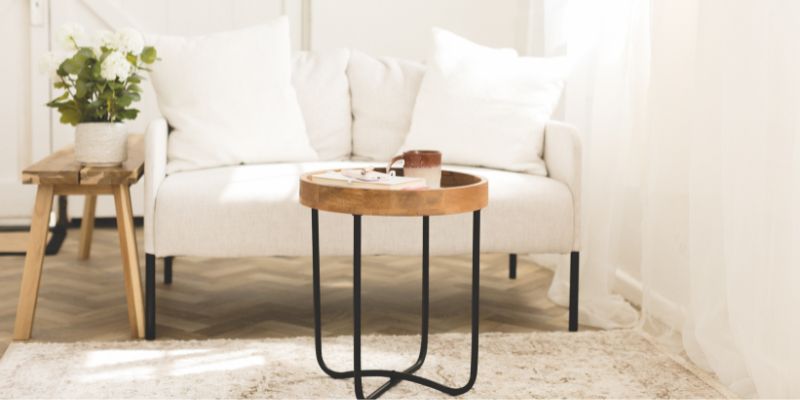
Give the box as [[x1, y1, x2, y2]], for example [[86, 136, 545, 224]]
[[543, 0, 646, 331], [562, 0, 800, 396]]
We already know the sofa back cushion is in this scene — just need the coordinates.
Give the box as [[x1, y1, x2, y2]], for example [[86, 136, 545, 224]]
[[292, 49, 352, 160], [400, 28, 565, 175], [347, 50, 425, 161], [149, 18, 318, 174]]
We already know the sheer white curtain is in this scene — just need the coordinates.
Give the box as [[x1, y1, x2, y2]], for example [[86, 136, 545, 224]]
[[543, 0, 647, 330], [563, 0, 800, 396], [644, 0, 800, 396]]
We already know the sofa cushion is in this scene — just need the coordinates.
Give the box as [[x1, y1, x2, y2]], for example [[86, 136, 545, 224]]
[[347, 50, 425, 161], [401, 28, 566, 175], [153, 162, 574, 257], [149, 18, 318, 174], [292, 49, 352, 160]]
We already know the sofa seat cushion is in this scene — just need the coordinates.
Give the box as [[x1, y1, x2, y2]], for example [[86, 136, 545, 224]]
[[154, 162, 574, 257]]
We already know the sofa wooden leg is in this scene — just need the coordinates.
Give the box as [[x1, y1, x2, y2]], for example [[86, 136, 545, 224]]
[[509, 254, 517, 279], [569, 251, 580, 332], [145, 253, 156, 340], [164, 256, 173, 284]]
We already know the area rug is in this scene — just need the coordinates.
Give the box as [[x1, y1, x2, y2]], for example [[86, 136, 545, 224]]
[[0, 330, 728, 399]]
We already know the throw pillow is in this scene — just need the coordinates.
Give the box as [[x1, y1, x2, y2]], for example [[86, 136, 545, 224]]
[[292, 49, 352, 160], [347, 50, 426, 161], [400, 28, 567, 175], [148, 17, 318, 174]]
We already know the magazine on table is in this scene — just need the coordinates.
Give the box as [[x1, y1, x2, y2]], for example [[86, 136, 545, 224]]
[[311, 169, 427, 190]]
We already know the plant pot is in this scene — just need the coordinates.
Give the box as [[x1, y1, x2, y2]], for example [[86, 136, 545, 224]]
[[74, 122, 128, 166]]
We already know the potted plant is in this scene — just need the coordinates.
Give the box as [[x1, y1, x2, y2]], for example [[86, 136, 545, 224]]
[[41, 24, 158, 166]]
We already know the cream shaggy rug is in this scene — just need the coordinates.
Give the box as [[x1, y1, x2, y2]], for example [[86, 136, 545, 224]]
[[0, 330, 728, 399]]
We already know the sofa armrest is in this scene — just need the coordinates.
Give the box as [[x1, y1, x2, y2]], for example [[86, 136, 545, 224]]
[[543, 120, 582, 251], [144, 118, 168, 255]]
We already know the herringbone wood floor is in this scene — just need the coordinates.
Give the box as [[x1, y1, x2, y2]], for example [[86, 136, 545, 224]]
[[0, 227, 571, 356]]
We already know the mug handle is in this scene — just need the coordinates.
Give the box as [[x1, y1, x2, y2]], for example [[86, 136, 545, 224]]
[[387, 154, 404, 176]]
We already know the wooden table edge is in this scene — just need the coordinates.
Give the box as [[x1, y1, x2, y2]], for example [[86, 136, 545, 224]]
[[299, 169, 489, 217]]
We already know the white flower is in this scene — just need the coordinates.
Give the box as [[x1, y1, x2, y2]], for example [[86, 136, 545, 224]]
[[38, 52, 66, 81], [91, 29, 115, 57], [100, 51, 131, 81], [56, 23, 86, 50], [114, 28, 144, 55]]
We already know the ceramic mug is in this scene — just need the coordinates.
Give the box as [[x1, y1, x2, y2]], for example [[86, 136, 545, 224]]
[[388, 150, 442, 188]]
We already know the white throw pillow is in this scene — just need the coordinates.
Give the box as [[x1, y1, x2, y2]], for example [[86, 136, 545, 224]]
[[401, 28, 566, 175], [347, 50, 426, 161], [148, 17, 318, 174], [292, 49, 352, 160]]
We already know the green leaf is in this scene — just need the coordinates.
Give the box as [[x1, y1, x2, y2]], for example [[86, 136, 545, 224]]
[[91, 61, 102, 79], [117, 94, 133, 107], [85, 99, 102, 113], [126, 53, 138, 65], [62, 58, 82, 75], [76, 47, 95, 61], [117, 108, 139, 121], [75, 80, 88, 98], [58, 107, 81, 126], [141, 46, 157, 64], [48, 91, 70, 104], [127, 74, 142, 84], [127, 84, 142, 93], [53, 81, 68, 89], [46, 91, 71, 108], [97, 88, 112, 101]]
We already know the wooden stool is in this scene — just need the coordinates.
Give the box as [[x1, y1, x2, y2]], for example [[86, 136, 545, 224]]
[[13, 135, 145, 340]]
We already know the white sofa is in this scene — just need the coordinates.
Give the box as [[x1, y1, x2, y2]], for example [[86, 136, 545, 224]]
[[143, 49, 582, 340]]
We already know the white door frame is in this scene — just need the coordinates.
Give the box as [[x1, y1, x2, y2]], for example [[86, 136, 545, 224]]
[[0, 0, 52, 224]]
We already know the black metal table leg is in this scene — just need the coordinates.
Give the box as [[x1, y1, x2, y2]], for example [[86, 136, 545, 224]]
[[311, 209, 480, 399]]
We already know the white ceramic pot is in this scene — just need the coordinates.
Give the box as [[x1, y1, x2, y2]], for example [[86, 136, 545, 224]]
[[74, 122, 128, 166]]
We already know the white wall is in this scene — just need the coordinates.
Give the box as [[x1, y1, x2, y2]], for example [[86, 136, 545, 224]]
[[311, 0, 527, 60]]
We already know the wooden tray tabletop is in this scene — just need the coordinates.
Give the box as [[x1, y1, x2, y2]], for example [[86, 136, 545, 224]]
[[22, 134, 144, 186], [300, 169, 488, 216]]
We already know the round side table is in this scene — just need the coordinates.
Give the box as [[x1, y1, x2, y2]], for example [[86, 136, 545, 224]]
[[299, 169, 489, 399]]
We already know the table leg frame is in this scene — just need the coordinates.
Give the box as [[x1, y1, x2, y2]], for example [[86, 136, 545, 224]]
[[311, 209, 480, 399], [14, 184, 145, 340]]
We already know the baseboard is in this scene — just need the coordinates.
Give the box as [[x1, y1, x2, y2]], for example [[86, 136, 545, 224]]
[[615, 269, 685, 330], [614, 269, 643, 307]]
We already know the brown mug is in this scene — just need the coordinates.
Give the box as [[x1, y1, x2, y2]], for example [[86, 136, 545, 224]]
[[388, 150, 442, 188]]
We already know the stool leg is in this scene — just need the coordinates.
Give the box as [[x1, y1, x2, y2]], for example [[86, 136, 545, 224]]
[[13, 185, 54, 340], [509, 254, 517, 279], [113, 184, 144, 339], [78, 195, 96, 260]]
